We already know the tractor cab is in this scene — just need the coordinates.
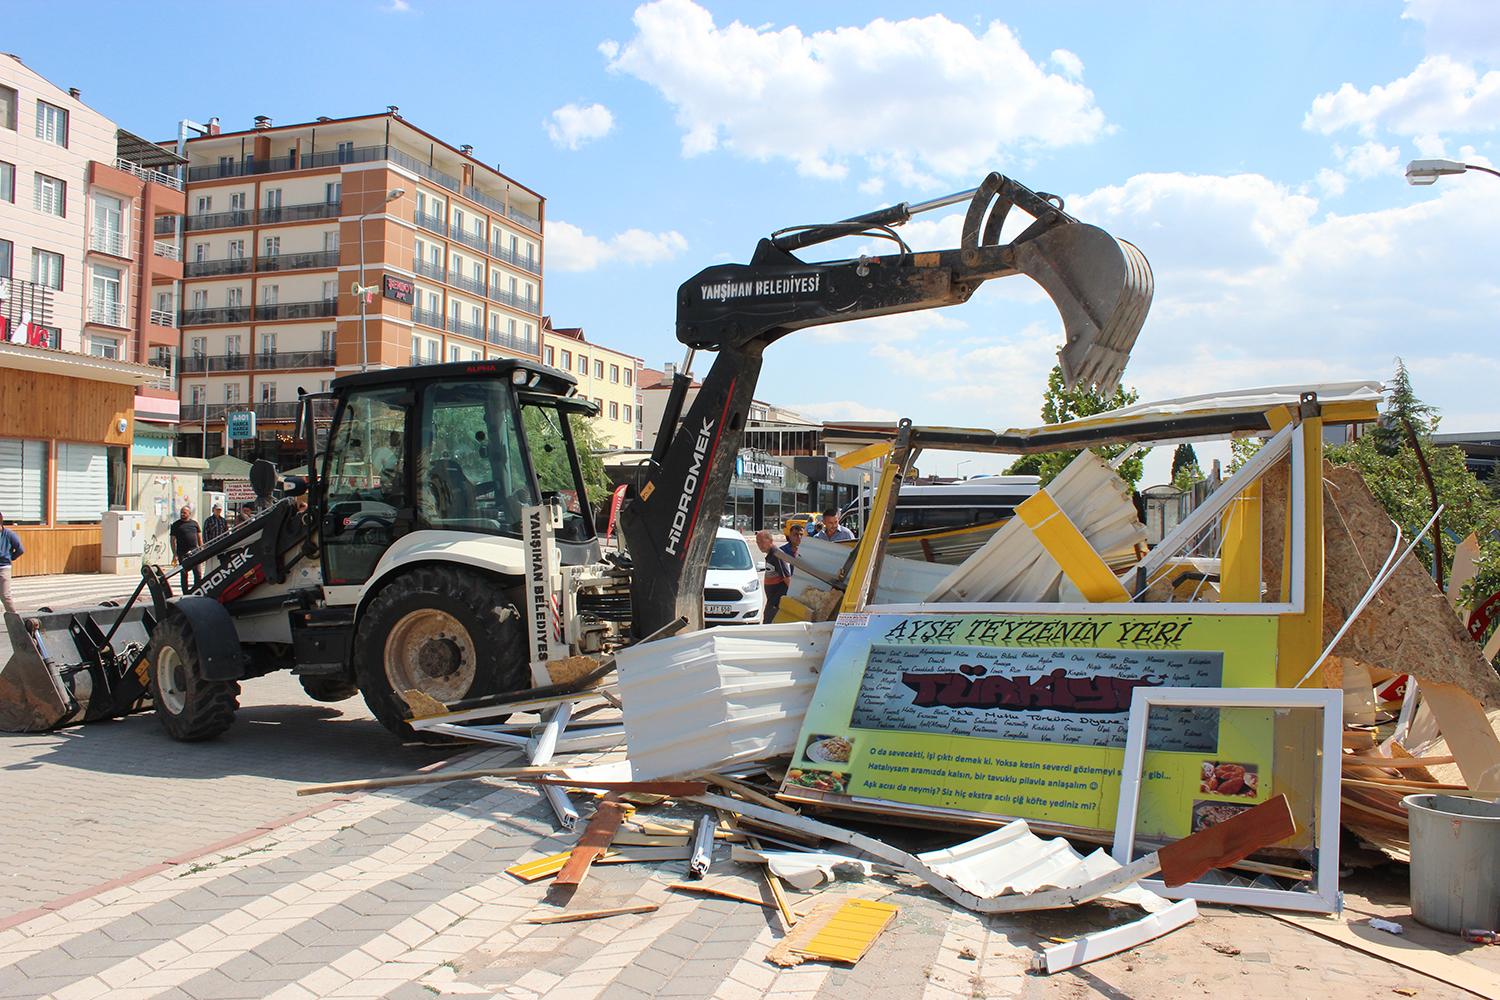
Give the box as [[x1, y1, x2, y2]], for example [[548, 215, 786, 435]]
[[316, 359, 600, 589]]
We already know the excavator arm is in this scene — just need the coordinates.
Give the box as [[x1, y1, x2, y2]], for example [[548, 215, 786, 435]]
[[618, 172, 1153, 637]]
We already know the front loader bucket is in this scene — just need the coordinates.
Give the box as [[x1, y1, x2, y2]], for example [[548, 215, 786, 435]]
[[0, 614, 80, 732], [1014, 223, 1153, 394]]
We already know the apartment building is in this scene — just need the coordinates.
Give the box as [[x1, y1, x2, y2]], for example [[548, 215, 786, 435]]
[[0, 54, 183, 573], [174, 110, 545, 464], [541, 318, 643, 450]]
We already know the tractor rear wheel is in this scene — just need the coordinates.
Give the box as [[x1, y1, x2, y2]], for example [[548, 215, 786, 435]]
[[354, 566, 528, 740], [298, 675, 359, 703], [146, 613, 240, 741]]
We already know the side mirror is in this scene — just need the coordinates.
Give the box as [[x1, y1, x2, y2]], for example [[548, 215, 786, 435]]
[[249, 459, 277, 500]]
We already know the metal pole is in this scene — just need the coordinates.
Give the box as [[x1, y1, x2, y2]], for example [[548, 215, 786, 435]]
[[201, 399, 207, 458], [358, 211, 368, 372]]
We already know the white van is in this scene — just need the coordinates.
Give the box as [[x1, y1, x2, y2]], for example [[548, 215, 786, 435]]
[[703, 527, 763, 625]]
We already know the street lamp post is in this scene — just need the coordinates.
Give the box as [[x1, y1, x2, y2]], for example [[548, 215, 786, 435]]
[[1406, 159, 1500, 185], [956, 459, 971, 480], [356, 188, 406, 372]]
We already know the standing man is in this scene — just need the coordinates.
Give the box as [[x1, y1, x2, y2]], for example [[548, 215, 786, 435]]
[[0, 512, 24, 615], [204, 503, 229, 545], [755, 522, 804, 622], [169, 505, 203, 593], [808, 508, 854, 542]]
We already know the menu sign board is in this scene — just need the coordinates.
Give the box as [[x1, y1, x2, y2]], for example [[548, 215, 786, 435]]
[[781, 612, 1278, 837]]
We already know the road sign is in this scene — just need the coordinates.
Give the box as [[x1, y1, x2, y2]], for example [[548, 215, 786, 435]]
[[226, 410, 257, 441]]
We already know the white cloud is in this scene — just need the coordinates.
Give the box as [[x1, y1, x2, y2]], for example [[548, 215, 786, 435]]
[[547, 221, 687, 272], [1304, 55, 1500, 138], [1340, 140, 1402, 178], [601, 0, 1107, 187], [382, 0, 411, 11], [1403, 0, 1500, 63], [1050, 48, 1084, 80], [1315, 168, 1348, 198], [545, 103, 615, 150], [786, 400, 900, 422]]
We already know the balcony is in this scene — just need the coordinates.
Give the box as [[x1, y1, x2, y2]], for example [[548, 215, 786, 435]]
[[492, 243, 542, 276], [259, 201, 340, 224], [486, 328, 534, 354], [88, 229, 129, 257], [154, 217, 177, 236], [411, 306, 443, 329], [181, 306, 253, 326], [152, 240, 180, 261], [257, 249, 340, 273], [255, 401, 301, 421], [115, 157, 183, 191], [181, 403, 233, 422], [448, 316, 484, 340], [181, 354, 250, 373], [256, 298, 338, 322], [414, 211, 447, 237], [487, 286, 541, 316], [413, 258, 443, 280], [448, 270, 485, 296], [184, 209, 253, 233], [183, 256, 252, 278], [463, 184, 540, 233], [86, 302, 129, 328], [149, 308, 177, 328], [256, 349, 337, 370], [452, 226, 487, 253]]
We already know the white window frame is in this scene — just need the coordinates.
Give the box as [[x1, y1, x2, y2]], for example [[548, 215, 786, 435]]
[[33, 173, 65, 216], [224, 383, 241, 404], [227, 239, 244, 260], [225, 334, 242, 357], [263, 235, 280, 258], [260, 332, 277, 355], [191, 289, 208, 310], [226, 287, 243, 308], [1112, 686, 1342, 914], [89, 264, 125, 327], [325, 181, 342, 205], [323, 230, 340, 252], [190, 336, 207, 358], [0, 161, 12, 203], [264, 188, 282, 210], [55, 443, 107, 523], [35, 100, 68, 147], [261, 284, 279, 306], [189, 384, 205, 406], [31, 249, 63, 289], [88, 334, 120, 359], [91, 193, 127, 254], [260, 382, 276, 403]]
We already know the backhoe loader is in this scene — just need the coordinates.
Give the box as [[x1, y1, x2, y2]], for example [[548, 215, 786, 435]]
[[0, 172, 1152, 742]]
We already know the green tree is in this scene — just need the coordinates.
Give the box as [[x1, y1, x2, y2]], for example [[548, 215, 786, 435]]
[[1170, 443, 1204, 491], [1373, 357, 1438, 455], [1004, 366, 1146, 488], [1227, 437, 1264, 473]]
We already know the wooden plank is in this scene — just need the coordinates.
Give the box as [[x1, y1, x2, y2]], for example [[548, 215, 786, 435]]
[[526, 904, 658, 924], [1418, 681, 1500, 789], [1269, 912, 1500, 999], [1156, 794, 1295, 887], [297, 765, 566, 796], [1341, 755, 1456, 770], [554, 800, 629, 887], [668, 875, 778, 909], [522, 778, 707, 797], [1447, 533, 1481, 610], [766, 900, 843, 967], [794, 899, 900, 964], [701, 774, 800, 815], [1341, 777, 1468, 793], [507, 850, 583, 883]]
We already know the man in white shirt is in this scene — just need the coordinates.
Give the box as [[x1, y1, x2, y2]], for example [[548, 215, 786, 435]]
[[807, 508, 854, 542]]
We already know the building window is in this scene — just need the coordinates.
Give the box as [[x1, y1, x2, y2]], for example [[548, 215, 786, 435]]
[[453, 208, 464, 232], [230, 192, 246, 212], [193, 242, 208, 263], [470, 350, 480, 361], [260, 382, 276, 403], [89, 264, 124, 326], [264, 188, 282, 210], [323, 230, 340, 252], [623, 404, 632, 423], [610, 364, 620, 383], [322, 279, 337, 301], [225, 334, 242, 357], [322, 329, 335, 353], [226, 287, 243, 308], [92, 193, 126, 254], [261, 284, 278, 306], [190, 384, 205, 405], [624, 368, 633, 387], [0, 87, 15, 130], [190, 336, 207, 358], [260, 332, 277, 356], [196, 195, 212, 214], [544, 346, 554, 365], [578, 353, 588, 375], [325, 181, 341, 205], [35, 101, 68, 147], [263, 236, 280, 258], [0, 239, 11, 278], [450, 346, 461, 362], [0, 439, 46, 523], [561, 349, 571, 369], [56, 443, 108, 524], [609, 401, 619, 420], [191, 289, 207, 310], [594, 359, 604, 379], [31, 249, 63, 289], [0, 161, 12, 202], [225, 383, 241, 404], [227, 239, 244, 260], [88, 334, 120, 359], [470, 305, 481, 329], [336, 141, 354, 163], [33, 173, 65, 216]]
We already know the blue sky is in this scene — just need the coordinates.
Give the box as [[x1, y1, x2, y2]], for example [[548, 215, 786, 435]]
[[10, 0, 1499, 480]]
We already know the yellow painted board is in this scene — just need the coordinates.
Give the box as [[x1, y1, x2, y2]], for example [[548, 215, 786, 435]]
[[795, 899, 899, 964], [1219, 479, 1263, 603], [1280, 417, 1325, 687], [836, 441, 891, 470], [842, 453, 904, 612], [507, 850, 579, 882], [1016, 490, 1130, 603]]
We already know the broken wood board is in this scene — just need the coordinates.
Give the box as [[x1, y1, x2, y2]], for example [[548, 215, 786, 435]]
[[521, 778, 708, 797], [1277, 465, 1500, 706], [1156, 794, 1296, 887], [1416, 681, 1500, 790], [669, 873, 779, 909], [545, 654, 603, 687], [555, 800, 630, 887], [766, 898, 899, 967], [1269, 911, 1500, 999], [298, 765, 566, 797], [527, 903, 659, 924], [1448, 533, 1481, 611]]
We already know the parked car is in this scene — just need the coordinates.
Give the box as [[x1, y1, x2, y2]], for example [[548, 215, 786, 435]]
[[781, 511, 819, 537], [703, 527, 763, 625]]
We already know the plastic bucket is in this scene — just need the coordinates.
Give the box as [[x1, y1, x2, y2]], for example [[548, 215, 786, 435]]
[[1403, 794, 1500, 933]]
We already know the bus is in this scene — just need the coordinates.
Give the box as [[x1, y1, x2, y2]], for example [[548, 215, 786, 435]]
[[839, 475, 1040, 563]]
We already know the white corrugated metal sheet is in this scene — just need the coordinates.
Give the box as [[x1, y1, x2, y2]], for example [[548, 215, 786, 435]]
[[616, 621, 834, 780]]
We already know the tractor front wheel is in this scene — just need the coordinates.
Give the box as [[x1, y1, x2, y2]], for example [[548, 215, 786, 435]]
[[146, 613, 241, 741], [354, 566, 528, 740]]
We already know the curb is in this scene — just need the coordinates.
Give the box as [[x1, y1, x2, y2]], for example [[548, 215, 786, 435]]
[[0, 745, 479, 933]]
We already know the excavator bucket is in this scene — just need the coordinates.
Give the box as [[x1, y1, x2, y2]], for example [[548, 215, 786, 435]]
[[0, 614, 81, 732], [1013, 223, 1153, 395], [0, 607, 149, 732]]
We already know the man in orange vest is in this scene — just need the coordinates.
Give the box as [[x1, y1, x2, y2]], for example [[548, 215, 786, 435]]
[[756, 522, 804, 622]]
